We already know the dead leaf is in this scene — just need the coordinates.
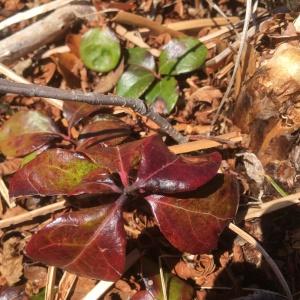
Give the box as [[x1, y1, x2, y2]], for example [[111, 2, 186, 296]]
[[51, 52, 84, 89], [66, 34, 81, 58], [93, 59, 124, 93], [0, 158, 22, 176], [0, 237, 24, 286], [242, 152, 265, 186]]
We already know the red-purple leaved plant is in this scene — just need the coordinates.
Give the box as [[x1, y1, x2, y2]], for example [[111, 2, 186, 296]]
[[5, 108, 238, 282]]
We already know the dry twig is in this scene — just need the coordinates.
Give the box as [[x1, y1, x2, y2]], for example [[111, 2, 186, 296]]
[[0, 78, 186, 143]]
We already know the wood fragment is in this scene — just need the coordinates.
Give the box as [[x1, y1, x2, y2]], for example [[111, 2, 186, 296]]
[[169, 132, 242, 154], [0, 200, 67, 229], [114, 11, 185, 38], [242, 192, 300, 221], [228, 222, 293, 300], [83, 249, 141, 300], [0, 177, 15, 208], [165, 17, 240, 31], [45, 266, 57, 300], [0, 5, 95, 64], [0, 0, 76, 32], [55, 272, 77, 300]]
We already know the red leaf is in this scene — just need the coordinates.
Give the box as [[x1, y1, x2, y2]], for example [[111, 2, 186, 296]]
[[63, 102, 103, 132], [76, 115, 131, 151], [131, 291, 154, 300], [146, 175, 239, 253], [134, 135, 221, 193], [84, 138, 146, 186], [0, 111, 61, 158], [25, 201, 126, 281], [9, 149, 118, 197]]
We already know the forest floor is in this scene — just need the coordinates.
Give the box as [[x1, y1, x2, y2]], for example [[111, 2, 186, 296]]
[[0, 0, 299, 299]]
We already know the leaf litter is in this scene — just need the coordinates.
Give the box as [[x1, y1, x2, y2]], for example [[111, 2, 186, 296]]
[[0, 0, 299, 299]]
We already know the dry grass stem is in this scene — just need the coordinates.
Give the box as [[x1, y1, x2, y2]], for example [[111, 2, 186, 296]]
[[0, 0, 76, 31], [166, 17, 240, 31], [45, 266, 57, 300], [169, 132, 242, 154], [211, 0, 253, 124], [0, 177, 15, 208], [114, 11, 185, 38]]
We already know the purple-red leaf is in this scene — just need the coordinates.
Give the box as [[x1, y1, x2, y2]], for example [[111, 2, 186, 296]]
[[76, 115, 130, 151], [63, 102, 103, 132], [84, 138, 145, 186], [134, 135, 221, 193], [9, 149, 118, 197], [25, 201, 126, 281], [146, 175, 239, 254], [0, 111, 61, 158]]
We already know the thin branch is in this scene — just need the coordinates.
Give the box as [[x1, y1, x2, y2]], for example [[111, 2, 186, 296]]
[[0, 78, 186, 143], [228, 222, 292, 300], [211, 0, 253, 125], [0, 63, 63, 109]]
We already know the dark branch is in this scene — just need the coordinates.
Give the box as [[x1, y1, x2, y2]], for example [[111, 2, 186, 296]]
[[0, 78, 187, 143]]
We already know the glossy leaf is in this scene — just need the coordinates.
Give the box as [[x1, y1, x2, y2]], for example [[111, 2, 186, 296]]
[[145, 77, 178, 114], [146, 175, 239, 253], [9, 149, 118, 197], [80, 28, 121, 72], [128, 47, 155, 71], [159, 37, 207, 75], [133, 135, 221, 193], [84, 138, 146, 187], [0, 111, 60, 158], [116, 65, 155, 99], [132, 274, 193, 300], [76, 115, 131, 151], [25, 202, 126, 280], [63, 102, 103, 132]]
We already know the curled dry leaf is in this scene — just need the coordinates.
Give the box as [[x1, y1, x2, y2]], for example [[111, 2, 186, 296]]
[[0, 237, 25, 286], [0, 111, 61, 158]]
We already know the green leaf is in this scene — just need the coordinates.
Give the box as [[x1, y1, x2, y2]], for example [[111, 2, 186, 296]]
[[128, 47, 155, 71], [31, 289, 45, 300], [145, 77, 178, 113], [116, 65, 155, 98], [80, 28, 121, 72], [159, 37, 207, 75]]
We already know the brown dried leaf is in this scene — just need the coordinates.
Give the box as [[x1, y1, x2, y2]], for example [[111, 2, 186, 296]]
[[0, 158, 22, 176], [0, 237, 24, 285]]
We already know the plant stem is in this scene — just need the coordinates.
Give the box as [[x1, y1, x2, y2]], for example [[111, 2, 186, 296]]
[[0, 78, 187, 144]]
